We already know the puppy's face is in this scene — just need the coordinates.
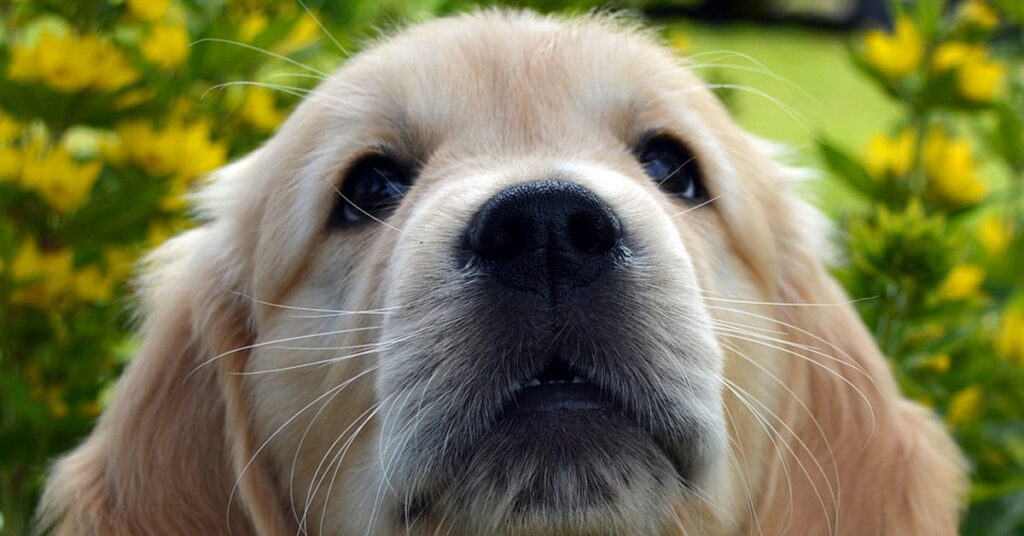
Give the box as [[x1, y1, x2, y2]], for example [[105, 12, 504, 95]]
[[239, 12, 794, 535]]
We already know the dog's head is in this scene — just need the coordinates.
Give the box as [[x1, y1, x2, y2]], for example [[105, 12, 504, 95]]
[[40, 11, 965, 536]]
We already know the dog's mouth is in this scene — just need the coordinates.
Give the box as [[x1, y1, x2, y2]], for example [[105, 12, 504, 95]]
[[503, 357, 615, 417]]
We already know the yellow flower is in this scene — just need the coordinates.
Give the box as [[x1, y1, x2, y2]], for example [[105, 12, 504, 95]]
[[938, 264, 985, 300], [8, 31, 138, 93], [238, 12, 269, 42], [863, 16, 923, 79], [73, 265, 117, 302], [238, 88, 284, 132], [932, 42, 978, 72], [996, 307, 1024, 364], [957, 55, 1006, 102], [125, 0, 170, 21], [978, 214, 1013, 257], [147, 220, 173, 247], [946, 384, 983, 425], [927, 354, 952, 373], [957, 0, 1000, 30], [44, 384, 70, 419], [10, 240, 74, 307], [275, 13, 320, 54], [0, 145, 23, 180], [865, 129, 915, 178], [669, 31, 691, 54], [0, 110, 21, 141], [17, 138, 102, 213], [103, 247, 137, 280], [114, 87, 156, 110], [931, 43, 1007, 102], [140, 23, 189, 70], [114, 119, 227, 183], [922, 127, 987, 207], [80, 399, 103, 418]]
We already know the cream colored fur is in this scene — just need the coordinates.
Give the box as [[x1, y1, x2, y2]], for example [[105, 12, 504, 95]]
[[38, 10, 965, 535]]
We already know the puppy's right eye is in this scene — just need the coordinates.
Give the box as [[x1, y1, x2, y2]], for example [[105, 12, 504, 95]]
[[329, 155, 412, 228]]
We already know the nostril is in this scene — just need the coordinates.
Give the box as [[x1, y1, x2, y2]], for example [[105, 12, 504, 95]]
[[567, 210, 619, 255], [471, 214, 531, 261]]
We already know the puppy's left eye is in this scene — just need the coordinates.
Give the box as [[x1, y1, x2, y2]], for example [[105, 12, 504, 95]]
[[637, 135, 707, 201], [329, 155, 412, 228]]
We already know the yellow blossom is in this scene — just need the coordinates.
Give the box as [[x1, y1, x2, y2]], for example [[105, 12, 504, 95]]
[[0, 110, 21, 140], [238, 88, 284, 132], [80, 400, 103, 418], [16, 138, 102, 213], [996, 307, 1024, 364], [238, 12, 269, 42], [10, 240, 74, 307], [865, 129, 915, 178], [938, 264, 985, 300], [160, 177, 190, 211], [114, 87, 156, 110], [8, 31, 138, 93], [957, 0, 1000, 30], [946, 384, 983, 425], [125, 0, 170, 20], [932, 42, 978, 72], [275, 13, 320, 54], [113, 119, 227, 184], [147, 220, 173, 247], [73, 265, 117, 302], [669, 31, 691, 53], [922, 127, 987, 207], [43, 384, 69, 419], [141, 23, 189, 70], [863, 16, 923, 79], [931, 43, 1007, 102], [0, 145, 23, 180], [957, 55, 1006, 102], [103, 247, 137, 280], [927, 354, 952, 373], [978, 215, 1013, 257]]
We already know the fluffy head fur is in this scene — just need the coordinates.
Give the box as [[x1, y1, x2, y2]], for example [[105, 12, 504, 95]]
[[39, 10, 965, 536]]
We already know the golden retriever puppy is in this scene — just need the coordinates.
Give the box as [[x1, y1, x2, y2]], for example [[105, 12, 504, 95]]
[[38, 10, 965, 536]]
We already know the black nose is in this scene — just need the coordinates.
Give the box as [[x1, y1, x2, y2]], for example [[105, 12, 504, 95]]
[[466, 180, 622, 301]]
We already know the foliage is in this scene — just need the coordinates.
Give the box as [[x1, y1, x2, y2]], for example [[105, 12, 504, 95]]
[[0, 0, 404, 533], [819, 1, 1024, 533]]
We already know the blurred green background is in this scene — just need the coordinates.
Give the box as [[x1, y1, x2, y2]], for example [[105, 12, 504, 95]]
[[1, 0, 1022, 534]]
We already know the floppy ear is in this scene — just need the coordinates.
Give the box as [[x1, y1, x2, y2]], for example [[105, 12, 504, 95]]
[[36, 155, 293, 536], [748, 152, 967, 535]]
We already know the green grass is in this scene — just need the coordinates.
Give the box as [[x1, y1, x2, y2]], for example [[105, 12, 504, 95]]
[[664, 21, 902, 214]]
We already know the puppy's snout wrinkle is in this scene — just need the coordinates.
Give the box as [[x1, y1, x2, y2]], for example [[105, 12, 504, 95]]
[[466, 180, 622, 301]]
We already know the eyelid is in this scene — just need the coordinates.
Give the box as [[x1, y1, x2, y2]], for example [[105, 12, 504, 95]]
[[336, 146, 414, 187]]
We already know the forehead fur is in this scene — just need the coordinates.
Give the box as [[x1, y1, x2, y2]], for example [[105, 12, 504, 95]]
[[300, 11, 713, 154]]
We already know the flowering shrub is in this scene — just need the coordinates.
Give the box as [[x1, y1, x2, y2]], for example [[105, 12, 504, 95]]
[[0, 0, 1021, 533], [0, 0, 347, 531], [820, 1, 1024, 532]]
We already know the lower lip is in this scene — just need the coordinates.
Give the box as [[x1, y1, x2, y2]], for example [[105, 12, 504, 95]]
[[505, 383, 612, 416]]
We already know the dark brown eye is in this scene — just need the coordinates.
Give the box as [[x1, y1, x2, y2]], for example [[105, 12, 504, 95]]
[[329, 155, 412, 228], [637, 135, 707, 202]]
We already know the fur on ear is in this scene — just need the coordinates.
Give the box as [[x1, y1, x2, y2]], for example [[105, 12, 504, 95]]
[[36, 156, 293, 536], [747, 151, 967, 535]]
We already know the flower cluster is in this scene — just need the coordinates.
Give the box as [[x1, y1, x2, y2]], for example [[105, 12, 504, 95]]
[[0, 0, 323, 532], [860, 0, 1008, 104], [7, 31, 139, 93], [823, 1, 1024, 531]]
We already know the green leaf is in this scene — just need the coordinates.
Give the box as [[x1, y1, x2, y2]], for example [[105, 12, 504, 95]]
[[817, 139, 881, 199], [994, 103, 1024, 169]]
